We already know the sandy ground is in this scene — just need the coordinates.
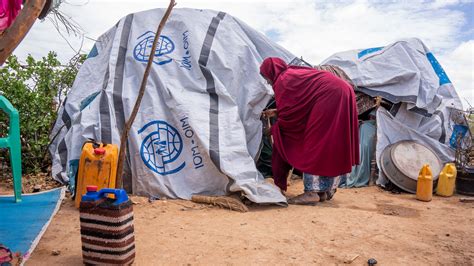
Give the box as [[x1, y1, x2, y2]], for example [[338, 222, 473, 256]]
[[23, 179, 474, 265]]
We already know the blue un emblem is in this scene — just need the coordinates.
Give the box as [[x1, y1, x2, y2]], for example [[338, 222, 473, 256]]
[[133, 31, 175, 65], [138, 120, 185, 175]]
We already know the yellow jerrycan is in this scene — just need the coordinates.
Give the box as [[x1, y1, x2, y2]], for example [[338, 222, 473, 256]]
[[74, 141, 119, 208], [416, 164, 433, 202], [436, 163, 457, 197]]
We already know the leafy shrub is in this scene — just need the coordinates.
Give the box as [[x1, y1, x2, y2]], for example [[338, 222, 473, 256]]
[[0, 52, 85, 174]]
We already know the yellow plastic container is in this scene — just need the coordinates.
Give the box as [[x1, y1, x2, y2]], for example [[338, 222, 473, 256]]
[[74, 142, 118, 208], [416, 164, 433, 202], [436, 163, 457, 197]]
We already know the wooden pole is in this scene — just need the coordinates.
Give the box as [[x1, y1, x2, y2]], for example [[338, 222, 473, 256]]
[[0, 0, 47, 65], [115, 0, 176, 188], [266, 117, 274, 146]]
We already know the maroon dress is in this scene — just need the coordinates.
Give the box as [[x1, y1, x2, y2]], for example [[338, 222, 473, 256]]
[[260, 57, 359, 191]]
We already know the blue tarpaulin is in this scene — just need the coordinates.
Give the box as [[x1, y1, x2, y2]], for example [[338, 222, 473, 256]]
[[0, 187, 64, 259]]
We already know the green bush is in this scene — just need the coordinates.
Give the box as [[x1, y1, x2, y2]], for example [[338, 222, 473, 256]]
[[0, 52, 85, 174]]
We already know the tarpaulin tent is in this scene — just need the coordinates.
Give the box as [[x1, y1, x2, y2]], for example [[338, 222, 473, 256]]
[[322, 38, 463, 186], [49, 8, 295, 204]]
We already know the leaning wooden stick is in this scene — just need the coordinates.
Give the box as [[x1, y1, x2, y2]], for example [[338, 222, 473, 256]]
[[460, 198, 474, 203], [115, 0, 176, 189]]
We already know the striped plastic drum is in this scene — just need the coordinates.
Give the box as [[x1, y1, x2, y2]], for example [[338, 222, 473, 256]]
[[80, 188, 135, 265]]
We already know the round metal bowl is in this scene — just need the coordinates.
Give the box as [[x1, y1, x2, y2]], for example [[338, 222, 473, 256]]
[[380, 140, 442, 193]]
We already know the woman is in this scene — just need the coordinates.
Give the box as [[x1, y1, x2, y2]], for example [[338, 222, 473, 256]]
[[260, 57, 359, 205]]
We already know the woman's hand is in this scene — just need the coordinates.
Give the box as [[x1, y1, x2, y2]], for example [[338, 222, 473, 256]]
[[262, 108, 277, 119]]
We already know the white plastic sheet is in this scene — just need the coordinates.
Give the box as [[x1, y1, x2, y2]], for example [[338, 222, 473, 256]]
[[321, 38, 461, 185], [322, 38, 462, 113], [375, 108, 455, 186], [50, 8, 294, 204]]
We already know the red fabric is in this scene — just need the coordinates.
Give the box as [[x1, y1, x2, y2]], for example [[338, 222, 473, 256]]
[[0, 0, 22, 31], [260, 57, 359, 191]]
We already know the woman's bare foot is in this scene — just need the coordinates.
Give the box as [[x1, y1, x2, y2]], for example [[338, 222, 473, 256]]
[[287, 191, 320, 205]]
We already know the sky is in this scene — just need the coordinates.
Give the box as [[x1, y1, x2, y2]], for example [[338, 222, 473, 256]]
[[13, 0, 474, 107]]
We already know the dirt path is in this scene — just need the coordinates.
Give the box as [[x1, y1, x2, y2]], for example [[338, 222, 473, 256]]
[[28, 180, 474, 265]]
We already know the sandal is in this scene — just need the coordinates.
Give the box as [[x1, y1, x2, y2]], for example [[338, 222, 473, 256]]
[[318, 192, 328, 202], [326, 189, 337, 200]]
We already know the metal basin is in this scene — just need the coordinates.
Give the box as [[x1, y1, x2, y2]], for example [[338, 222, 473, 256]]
[[380, 140, 442, 193]]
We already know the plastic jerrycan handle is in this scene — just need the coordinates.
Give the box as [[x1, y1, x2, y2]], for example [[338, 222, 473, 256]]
[[446, 163, 456, 178], [97, 188, 129, 205], [419, 164, 432, 179]]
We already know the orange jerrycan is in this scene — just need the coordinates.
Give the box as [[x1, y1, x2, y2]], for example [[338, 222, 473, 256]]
[[74, 141, 119, 208], [436, 163, 457, 197], [416, 164, 433, 202]]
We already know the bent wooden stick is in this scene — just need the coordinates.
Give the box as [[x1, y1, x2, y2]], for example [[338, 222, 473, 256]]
[[115, 0, 176, 188]]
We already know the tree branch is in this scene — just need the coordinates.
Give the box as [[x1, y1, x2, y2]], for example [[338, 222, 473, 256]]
[[115, 0, 176, 188], [0, 0, 47, 65]]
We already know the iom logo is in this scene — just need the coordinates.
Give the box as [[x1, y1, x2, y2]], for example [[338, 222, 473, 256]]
[[139, 120, 185, 175], [133, 31, 175, 65]]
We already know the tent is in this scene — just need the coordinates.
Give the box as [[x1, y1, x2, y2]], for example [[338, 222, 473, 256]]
[[321, 38, 463, 187], [49, 8, 296, 204]]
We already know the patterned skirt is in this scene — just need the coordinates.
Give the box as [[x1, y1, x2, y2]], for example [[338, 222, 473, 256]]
[[303, 173, 347, 192]]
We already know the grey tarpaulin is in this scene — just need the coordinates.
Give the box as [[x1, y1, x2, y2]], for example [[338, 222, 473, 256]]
[[321, 38, 461, 185], [376, 107, 455, 185], [49, 8, 294, 204]]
